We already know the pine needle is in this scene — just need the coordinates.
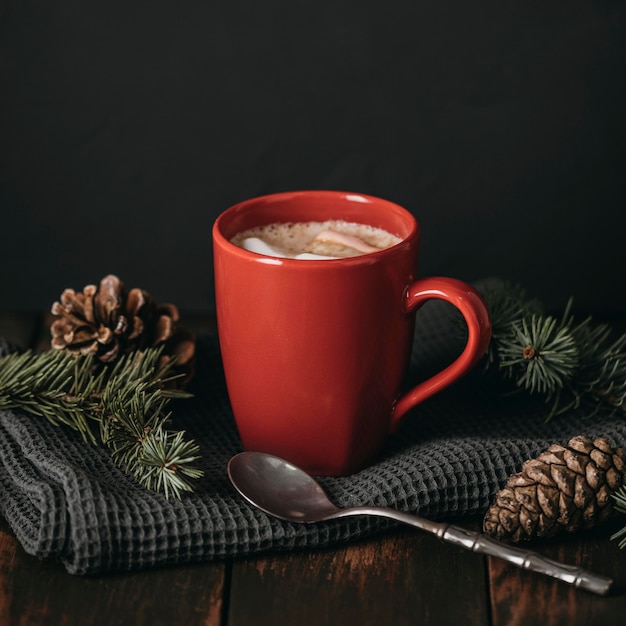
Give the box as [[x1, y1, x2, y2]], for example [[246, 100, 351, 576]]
[[611, 487, 626, 549], [0, 347, 203, 498], [479, 281, 544, 369], [0, 350, 99, 442], [135, 428, 204, 499], [498, 314, 579, 395], [482, 283, 626, 420]]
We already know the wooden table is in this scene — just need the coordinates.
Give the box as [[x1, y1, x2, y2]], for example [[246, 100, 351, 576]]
[[1, 312, 626, 626]]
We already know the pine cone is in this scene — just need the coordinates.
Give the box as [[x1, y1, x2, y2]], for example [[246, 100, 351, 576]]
[[484, 435, 625, 542], [50, 274, 195, 386]]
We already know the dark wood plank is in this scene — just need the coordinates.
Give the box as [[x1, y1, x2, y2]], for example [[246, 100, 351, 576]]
[[229, 525, 490, 626], [0, 517, 226, 626], [488, 517, 626, 626]]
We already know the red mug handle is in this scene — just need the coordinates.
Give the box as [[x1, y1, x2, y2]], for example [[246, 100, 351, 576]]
[[389, 277, 492, 433]]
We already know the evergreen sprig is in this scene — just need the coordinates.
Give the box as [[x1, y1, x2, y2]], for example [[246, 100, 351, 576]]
[[0, 347, 203, 499], [483, 282, 626, 419], [498, 312, 579, 395], [612, 486, 626, 549]]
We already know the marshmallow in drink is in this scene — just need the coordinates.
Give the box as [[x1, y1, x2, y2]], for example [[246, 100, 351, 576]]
[[314, 229, 380, 255], [239, 237, 340, 260], [240, 237, 287, 258], [231, 220, 401, 259]]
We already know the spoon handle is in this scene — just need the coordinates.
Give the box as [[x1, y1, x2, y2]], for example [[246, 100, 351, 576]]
[[348, 507, 612, 595], [439, 523, 613, 596]]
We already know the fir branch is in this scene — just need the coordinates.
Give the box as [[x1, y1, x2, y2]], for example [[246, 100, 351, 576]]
[[497, 313, 579, 395], [611, 486, 626, 549], [135, 428, 204, 499], [571, 321, 626, 411], [480, 281, 544, 369], [483, 283, 626, 419], [0, 350, 101, 442], [0, 347, 203, 498]]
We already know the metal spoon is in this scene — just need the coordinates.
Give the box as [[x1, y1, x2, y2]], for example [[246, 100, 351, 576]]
[[227, 451, 614, 596]]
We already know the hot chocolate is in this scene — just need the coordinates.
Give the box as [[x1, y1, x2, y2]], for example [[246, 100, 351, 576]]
[[230, 220, 401, 259]]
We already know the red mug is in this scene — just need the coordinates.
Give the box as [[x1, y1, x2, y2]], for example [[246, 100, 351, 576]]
[[212, 191, 491, 476]]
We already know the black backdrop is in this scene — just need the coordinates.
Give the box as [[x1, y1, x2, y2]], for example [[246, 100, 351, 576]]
[[1, 1, 625, 314]]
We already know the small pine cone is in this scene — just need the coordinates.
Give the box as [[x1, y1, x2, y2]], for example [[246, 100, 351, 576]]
[[483, 435, 625, 542], [50, 274, 195, 386]]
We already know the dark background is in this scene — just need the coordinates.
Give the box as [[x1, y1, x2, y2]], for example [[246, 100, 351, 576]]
[[1, 1, 625, 314]]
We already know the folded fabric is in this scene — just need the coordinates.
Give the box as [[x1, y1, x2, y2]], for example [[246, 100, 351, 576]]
[[1, 299, 625, 575]]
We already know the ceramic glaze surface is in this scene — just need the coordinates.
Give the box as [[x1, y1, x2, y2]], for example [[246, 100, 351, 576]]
[[213, 191, 491, 475]]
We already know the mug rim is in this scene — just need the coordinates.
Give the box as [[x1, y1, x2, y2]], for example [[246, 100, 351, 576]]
[[212, 190, 419, 266]]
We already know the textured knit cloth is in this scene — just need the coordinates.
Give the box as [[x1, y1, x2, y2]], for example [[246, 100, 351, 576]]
[[1, 296, 625, 575]]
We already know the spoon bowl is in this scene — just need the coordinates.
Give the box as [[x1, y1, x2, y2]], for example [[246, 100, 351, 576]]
[[227, 451, 614, 596], [227, 450, 340, 522]]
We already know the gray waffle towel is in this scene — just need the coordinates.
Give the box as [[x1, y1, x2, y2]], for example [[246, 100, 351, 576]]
[[1, 296, 625, 575]]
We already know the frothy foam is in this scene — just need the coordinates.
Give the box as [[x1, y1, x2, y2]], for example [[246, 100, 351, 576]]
[[230, 220, 402, 259]]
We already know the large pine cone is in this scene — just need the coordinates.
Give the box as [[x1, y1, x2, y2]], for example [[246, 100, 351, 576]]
[[483, 435, 625, 542], [50, 274, 195, 386]]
